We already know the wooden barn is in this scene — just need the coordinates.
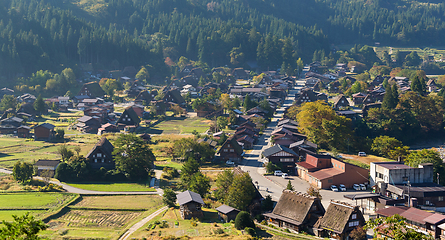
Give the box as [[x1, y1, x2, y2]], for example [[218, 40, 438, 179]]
[[216, 205, 240, 222], [177, 190, 204, 219]]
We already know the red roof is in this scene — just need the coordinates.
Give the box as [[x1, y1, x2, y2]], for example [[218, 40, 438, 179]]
[[375, 206, 408, 217], [400, 208, 433, 224], [308, 168, 343, 180], [296, 161, 317, 170], [423, 214, 445, 225]]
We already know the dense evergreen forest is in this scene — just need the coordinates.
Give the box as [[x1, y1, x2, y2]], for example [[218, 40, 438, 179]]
[[1, 0, 445, 82]]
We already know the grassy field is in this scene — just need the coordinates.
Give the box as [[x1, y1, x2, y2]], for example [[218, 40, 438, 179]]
[[0, 192, 77, 221], [129, 207, 245, 239], [41, 195, 164, 240], [374, 46, 445, 61], [64, 182, 157, 192], [147, 116, 212, 134]]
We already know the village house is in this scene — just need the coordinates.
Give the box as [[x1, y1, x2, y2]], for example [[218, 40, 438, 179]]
[[217, 135, 244, 162], [352, 92, 366, 105], [272, 133, 300, 147], [278, 119, 298, 127], [216, 205, 240, 223], [34, 123, 55, 141], [134, 90, 154, 105], [0, 87, 14, 99], [232, 68, 250, 80], [332, 94, 350, 110], [262, 144, 299, 174], [370, 161, 445, 208], [75, 116, 101, 133], [427, 79, 438, 92], [264, 190, 325, 233], [314, 201, 366, 239], [177, 190, 204, 219], [289, 139, 317, 160], [236, 135, 255, 149], [296, 154, 369, 189], [77, 82, 105, 98], [86, 137, 115, 169], [17, 125, 31, 138], [18, 93, 36, 103], [0, 117, 23, 134], [163, 89, 186, 106], [98, 123, 119, 135], [376, 206, 445, 239], [116, 106, 141, 128], [34, 160, 61, 177]]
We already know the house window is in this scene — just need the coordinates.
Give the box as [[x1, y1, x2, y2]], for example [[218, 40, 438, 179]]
[[94, 159, 97, 163], [439, 196, 444, 201], [228, 144, 231, 147], [352, 214, 357, 219], [102, 159, 104, 163], [348, 221, 359, 227], [230, 149, 234, 152], [224, 149, 228, 152], [280, 158, 294, 162], [97, 153, 102, 157]]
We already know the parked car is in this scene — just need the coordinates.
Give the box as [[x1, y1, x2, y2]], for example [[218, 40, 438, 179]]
[[282, 173, 288, 179], [226, 160, 235, 166], [353, 184, 361, 191], [330, 185, 339, 192], [339, 184, 347, 191], [274, 170, 283, 176], [360, 184, 367, 190], [358, 152, 367, 157]]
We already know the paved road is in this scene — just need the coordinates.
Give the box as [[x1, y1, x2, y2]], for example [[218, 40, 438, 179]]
[[119, 206, 168, 240], [241, 79, 361, 209]]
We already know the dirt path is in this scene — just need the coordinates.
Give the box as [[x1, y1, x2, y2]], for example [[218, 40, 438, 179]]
[[119, 206, 168, 240]]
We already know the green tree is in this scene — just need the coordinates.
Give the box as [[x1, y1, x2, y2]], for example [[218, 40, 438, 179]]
[[0, 213, 47, 239], [405, 149, 445, 184], [33, 94, 45, 115], [179, 158, 200, 188], [365, 214, 433, 240], [214, 169, 234, 201], [55, 129, 65, 141], [61, 68, 76, 85], [0, 95, 17, 111], [235, 211, 255, 230], [216, 116, 228, 130], [243, 94, 255, 111], [162, 188, 177, 207], [57, 145, 74, 161], [410, 76, 424, 94], [113, 134, 156, 180], [12, 161, 34, 184], [405, 51, 421, 67], [135, 66, 149, 83], [189, 172, 211, 197], [286, 180, 294, 191], [225, 172, 256, 210], [371, 136, 404, 158], [262, 195, 274, 211], [349, 226, 367, 240]]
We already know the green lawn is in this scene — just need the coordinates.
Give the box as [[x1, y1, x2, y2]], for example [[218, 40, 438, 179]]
[[64, 182, 157, 192], [0, 210, 47, 222], [0, 192, 75, 209], [147, 116, 211, 134]]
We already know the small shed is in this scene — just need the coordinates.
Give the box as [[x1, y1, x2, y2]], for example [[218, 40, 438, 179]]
[[17, 125, 31, 138], [216, 205, 240, 222], [177, 190, 204, 219], [34, 160, 61, 177], [34, 123, 55, 141]]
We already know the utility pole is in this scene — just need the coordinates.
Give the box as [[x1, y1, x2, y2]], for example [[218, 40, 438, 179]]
[[407, 180, 411, 207]]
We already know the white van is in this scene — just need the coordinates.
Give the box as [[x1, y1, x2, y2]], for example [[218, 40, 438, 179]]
[[358, 152, 366, 157], [282, 173, 288, 179], [274, 170, 283, 176]]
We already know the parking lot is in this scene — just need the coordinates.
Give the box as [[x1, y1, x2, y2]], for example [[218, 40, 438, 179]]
[[265, 174, 371, 209]]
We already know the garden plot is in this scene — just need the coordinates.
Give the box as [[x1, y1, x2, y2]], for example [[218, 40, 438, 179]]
[[59, 210, 141, 228], [73, 195, 162, 209]]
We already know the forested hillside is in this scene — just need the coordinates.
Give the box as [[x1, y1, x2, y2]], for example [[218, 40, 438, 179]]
[[1, 0, 445, 81]]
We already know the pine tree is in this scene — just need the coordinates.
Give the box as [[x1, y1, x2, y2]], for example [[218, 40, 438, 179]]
[[411, 76, 423, 94], [286, 180, 294, 191], [391, 84, 399, 106], [34, 94, 45, 115], [382, 86, 395, 109]]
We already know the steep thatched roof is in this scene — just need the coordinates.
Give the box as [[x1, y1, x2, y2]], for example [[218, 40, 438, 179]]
[[82, 82, 105, 97], [272, 190, 324, 225], [86, 137, 114, 161], [318, 201, 362, 234]]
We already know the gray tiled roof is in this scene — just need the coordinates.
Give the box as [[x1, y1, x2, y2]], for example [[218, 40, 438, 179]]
[[177, 190, 204, 206]]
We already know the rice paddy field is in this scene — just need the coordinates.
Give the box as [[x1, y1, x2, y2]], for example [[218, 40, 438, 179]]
[[41, 195, 164, 240]]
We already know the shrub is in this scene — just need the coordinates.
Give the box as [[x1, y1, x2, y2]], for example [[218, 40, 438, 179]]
[[191, 221, 197, 227], [162, 188, 177, 207], [260, 220, 266, 225], [154, 220, 160, 225], [244, 227, 256, 236], [235, 211, 255, 230], [214, 228, 225, 234]]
